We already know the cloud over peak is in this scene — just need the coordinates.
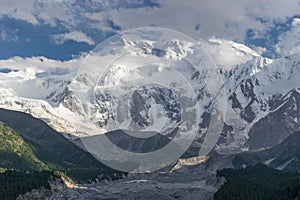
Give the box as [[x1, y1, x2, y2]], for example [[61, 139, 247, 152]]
[[52, 31, 95, 45]]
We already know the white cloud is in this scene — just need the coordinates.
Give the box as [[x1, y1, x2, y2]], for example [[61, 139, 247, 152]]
[[292, 18, 300, 26], [52, 31, 95, 45], [0, 0, 38, 24], [276, 18, 300, 55], [0, 56, 80, 73], [203, 38, 260, 69], [108, 0, 300, 41], [252, 46, 267, 55], [0, 0, 299, 55]]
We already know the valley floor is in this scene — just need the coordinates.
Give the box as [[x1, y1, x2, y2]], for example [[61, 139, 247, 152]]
[[48, 170, 219, 200]]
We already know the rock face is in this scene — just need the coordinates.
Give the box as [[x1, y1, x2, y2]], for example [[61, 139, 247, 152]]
[[246, 90, 300, 150], [216, 55, 300, 153], [128, 85, 181, 129], [170, 156, 209, 172]]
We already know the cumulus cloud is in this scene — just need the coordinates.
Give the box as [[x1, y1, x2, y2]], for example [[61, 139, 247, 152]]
[[276, 18, 300, 55], [109, 0, 300, 41], [0, 0, 38, 24], [0, 1, 299, 39], [0, 55, 80, 72], [0, 0, 299, 56], [52, 31, 95, 45]]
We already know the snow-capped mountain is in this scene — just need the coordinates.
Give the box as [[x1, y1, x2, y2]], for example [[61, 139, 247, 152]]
[[217, 54, 300, 153], [0, 36, 299, 155]]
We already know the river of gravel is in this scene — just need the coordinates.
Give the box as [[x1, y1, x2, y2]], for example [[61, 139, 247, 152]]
[[47, 169, 219, 200]]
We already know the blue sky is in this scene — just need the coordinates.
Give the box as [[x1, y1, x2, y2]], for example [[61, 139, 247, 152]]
[[0, 16, 114, 60], [245, 16, 300, 58], [0, 0, 299, 60]]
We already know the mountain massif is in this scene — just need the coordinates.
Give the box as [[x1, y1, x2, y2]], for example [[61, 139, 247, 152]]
[[0, 35, 299, 199]]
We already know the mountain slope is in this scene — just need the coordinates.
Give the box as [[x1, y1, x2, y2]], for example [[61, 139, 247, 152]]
[[245, 90, 300, 150], [217, 54, 300, 153], [0, 108, 100, 168], [0, 122, 67, 199], [233, 131, 300, 172], [0, 108, 124, 181], [0, 121, 49, 171]]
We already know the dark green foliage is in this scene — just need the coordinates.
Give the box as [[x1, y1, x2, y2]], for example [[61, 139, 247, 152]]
[[0, 122, 49, 171], [214, 164, 300, 200], [0, 119, 126, 198], [0, 170, 57, 200], [66, 168, 125, 183], [0, 108, 108, 170], [0, 121, 118, 180], [0, 110, 126, 175]]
